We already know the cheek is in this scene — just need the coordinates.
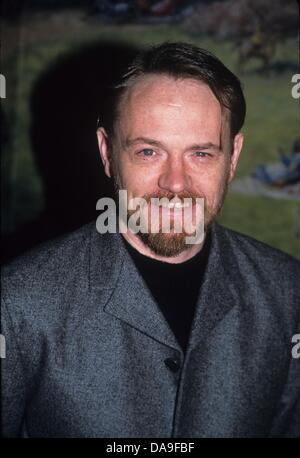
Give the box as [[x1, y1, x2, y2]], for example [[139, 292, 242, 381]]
[[192, 163, 229, 202], [118, 168, 155, 199], [119, 160, 160, 192]]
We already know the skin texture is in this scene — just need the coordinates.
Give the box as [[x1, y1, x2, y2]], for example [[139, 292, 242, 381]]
[[97, 74, 244, 263]]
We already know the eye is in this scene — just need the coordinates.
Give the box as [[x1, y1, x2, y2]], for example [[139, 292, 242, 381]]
[[194, 151, 211, 158], [138, 148, 156, 157]]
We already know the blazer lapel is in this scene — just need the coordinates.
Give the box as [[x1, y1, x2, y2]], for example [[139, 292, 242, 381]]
[[89, 222, 239, 353], [187, 222, 240, 351], [89, 227, 180, 350]]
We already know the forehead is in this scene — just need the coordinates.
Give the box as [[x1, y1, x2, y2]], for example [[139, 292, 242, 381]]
[[118, 74, 223, 139]]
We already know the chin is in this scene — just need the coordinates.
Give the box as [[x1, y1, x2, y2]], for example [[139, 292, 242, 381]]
[[137, 231, 195, 258]]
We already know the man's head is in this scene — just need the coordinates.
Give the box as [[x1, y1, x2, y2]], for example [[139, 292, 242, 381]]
[[97, 42, 246, 260]]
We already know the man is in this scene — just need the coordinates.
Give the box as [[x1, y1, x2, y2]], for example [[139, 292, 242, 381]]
[[1, 42, 300, 438]]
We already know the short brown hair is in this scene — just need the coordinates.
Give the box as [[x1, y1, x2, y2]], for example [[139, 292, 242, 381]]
[[101, 42, 246, 144]]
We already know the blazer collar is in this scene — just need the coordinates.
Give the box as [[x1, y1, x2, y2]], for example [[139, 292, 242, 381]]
[[89, 222, 239, 353], [186, 222, 241, 352]]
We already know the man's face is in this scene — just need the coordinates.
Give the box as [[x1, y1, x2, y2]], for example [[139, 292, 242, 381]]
[[98, 74, 243, 258]]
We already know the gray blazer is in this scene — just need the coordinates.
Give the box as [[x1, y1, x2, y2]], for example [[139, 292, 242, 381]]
[[1, 222, 300, 437]]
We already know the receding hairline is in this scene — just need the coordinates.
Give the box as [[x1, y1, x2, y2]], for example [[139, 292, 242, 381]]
[[111, 72, 233, 152], [120, 72, 220, 99], [101, 42, 246, 148]]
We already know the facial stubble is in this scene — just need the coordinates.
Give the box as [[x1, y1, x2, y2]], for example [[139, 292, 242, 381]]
[[110, 154, 229, 257]]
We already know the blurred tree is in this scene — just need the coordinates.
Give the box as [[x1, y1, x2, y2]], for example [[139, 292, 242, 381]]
[[185, 0, 298, 47], [184, 0, 298, 72]]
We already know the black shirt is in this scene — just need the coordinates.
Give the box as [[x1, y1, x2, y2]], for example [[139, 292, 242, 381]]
[[122, 232, 211, 353]]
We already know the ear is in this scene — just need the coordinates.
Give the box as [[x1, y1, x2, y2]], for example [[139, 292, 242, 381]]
[[227, 132, 244, 184], [96, 127, 112, 178]]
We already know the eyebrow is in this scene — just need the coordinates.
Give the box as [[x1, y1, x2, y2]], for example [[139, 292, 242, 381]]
[[124, 137, 222, 152]]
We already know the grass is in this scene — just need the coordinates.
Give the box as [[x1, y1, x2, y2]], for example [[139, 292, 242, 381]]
[[2, 12, 300, 258]]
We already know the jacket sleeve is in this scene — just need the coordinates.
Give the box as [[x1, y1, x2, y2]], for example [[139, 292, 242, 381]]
[[1, 297, 27, 437]]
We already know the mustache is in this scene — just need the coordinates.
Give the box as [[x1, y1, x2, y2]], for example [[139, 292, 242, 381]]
[[141, 191, 202, 204]]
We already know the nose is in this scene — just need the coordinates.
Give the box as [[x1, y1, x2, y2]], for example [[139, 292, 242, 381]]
[[158, 157, 191, 194]]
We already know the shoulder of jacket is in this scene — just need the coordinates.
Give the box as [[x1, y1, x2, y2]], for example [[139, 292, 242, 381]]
[[1, 223, 120, 346], [217, 223, 300, 273], [1, 222, 107, 306], [3, 222, 90, 274], [216, 224, 300, 331]]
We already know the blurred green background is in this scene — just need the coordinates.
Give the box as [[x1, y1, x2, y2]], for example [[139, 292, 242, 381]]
[[1, 2, 299, 261]]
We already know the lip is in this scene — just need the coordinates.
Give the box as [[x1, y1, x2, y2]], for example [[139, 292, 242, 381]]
[[155, 202, 192, 209], [148, 202, 196, 220], [150, 198, 194, 210], [164, 202, 191, 209]]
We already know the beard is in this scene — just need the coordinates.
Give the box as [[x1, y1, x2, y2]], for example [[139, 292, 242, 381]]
[[134, 188, 227, 257], [111, 162, 228, 257]]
